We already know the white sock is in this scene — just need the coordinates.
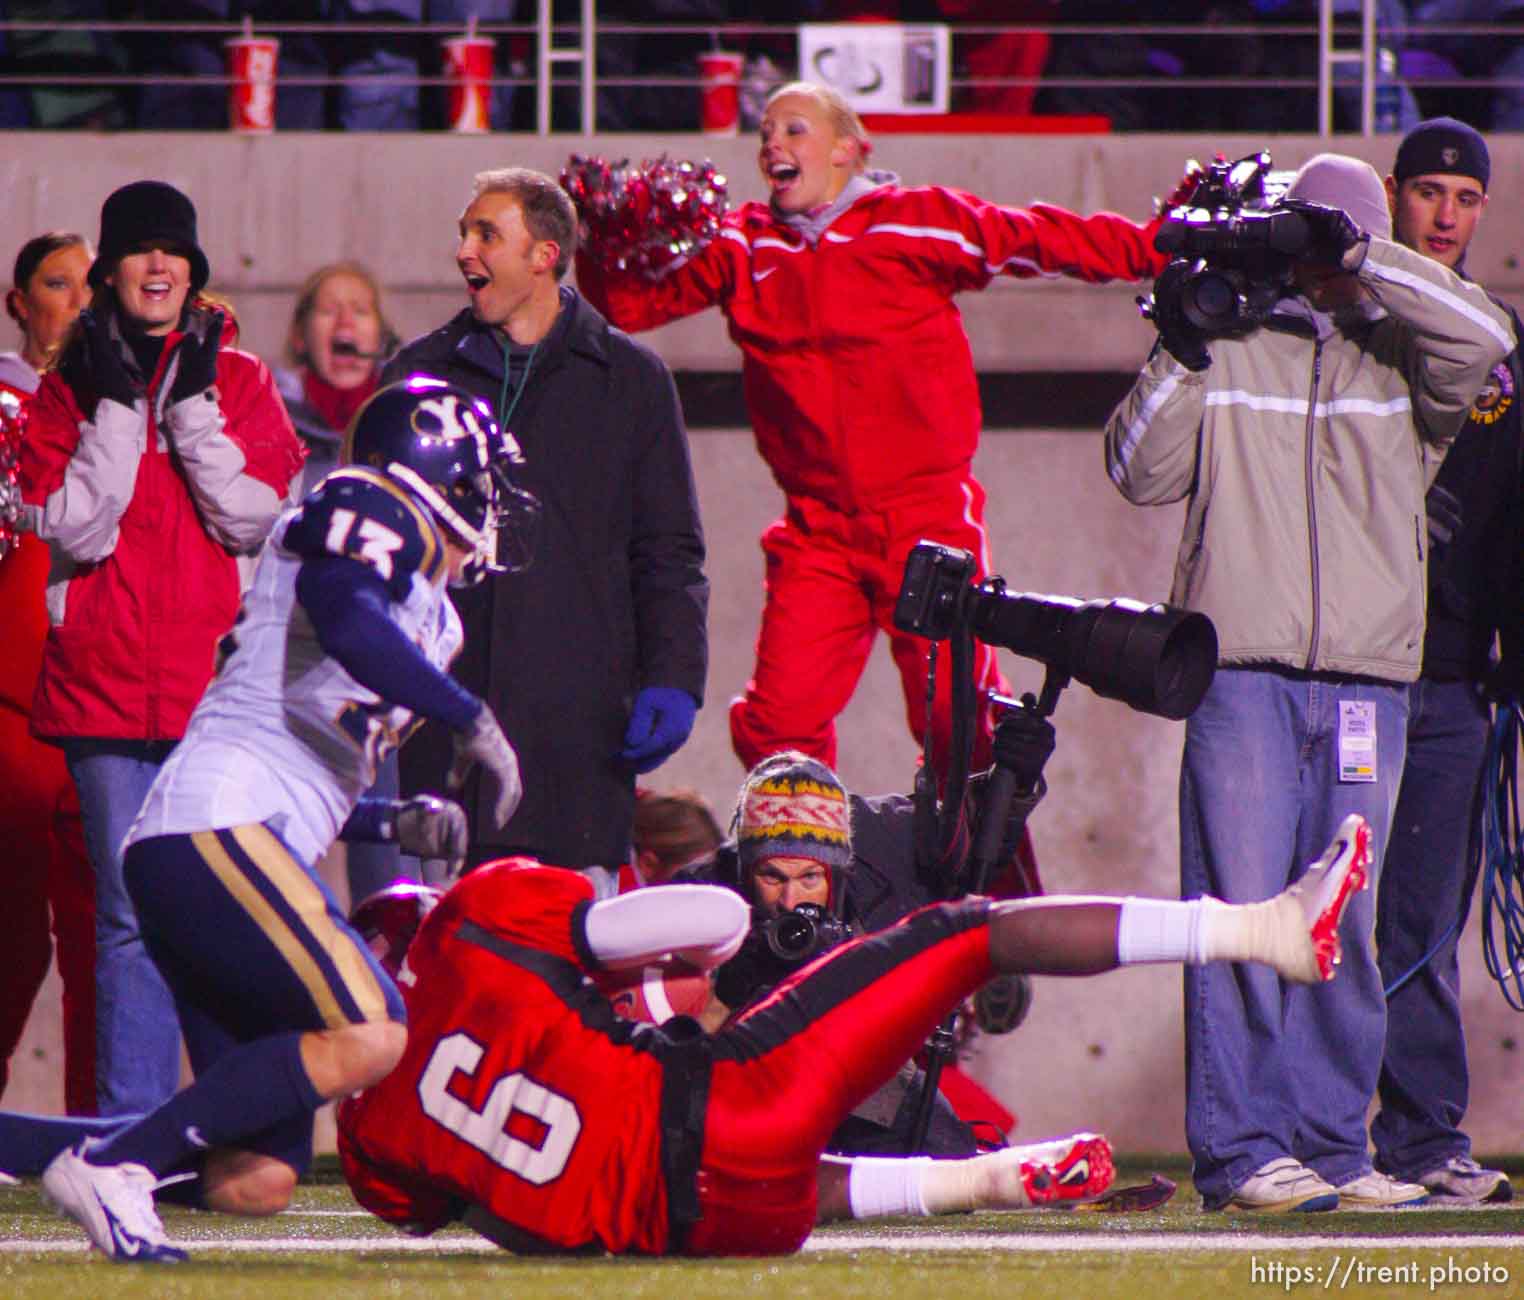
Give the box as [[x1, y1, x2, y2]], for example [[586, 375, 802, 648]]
[[1116, 896, 1211, 965], [1116, 894, 1310, 979], [846, 1155, 933, 1219]]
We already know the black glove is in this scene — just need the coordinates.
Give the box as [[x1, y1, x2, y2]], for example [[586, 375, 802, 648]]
[[1426, 481, 1464, 552], [448, 703, 523, 830], [1279, 199, 1365, 268], [168, 311, 224, 406], [395, 794, 470, 882], [1144, 260, 1211, 372], [72, 308, 137, 411], [991, 706, 1056, 794]]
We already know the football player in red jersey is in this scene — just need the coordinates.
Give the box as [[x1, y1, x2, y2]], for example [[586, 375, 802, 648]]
[[337, 810, 1374, 1256]]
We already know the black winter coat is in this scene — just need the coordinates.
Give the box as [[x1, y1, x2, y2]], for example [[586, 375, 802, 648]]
[[384, 288, 709, 867], [1422, 294, 1524, 683]]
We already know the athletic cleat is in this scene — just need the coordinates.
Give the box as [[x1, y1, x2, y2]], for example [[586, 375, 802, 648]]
[[1333, 1169, 1429, 1209], [1013, 1132, 1116, 1206], [1415, 1156, 1513, 1205], [1280, 814, 1372, 983], [41, 1141, 187, 1262], [1225, 1157, 1339, 1213]]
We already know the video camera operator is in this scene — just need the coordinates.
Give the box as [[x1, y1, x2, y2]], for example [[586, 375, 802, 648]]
[[1105, 153, 1514, 1213]]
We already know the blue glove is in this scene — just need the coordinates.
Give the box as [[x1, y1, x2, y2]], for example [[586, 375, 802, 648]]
[[619, 686, 697, 773]]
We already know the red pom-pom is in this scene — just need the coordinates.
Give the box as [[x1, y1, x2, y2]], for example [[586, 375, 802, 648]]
[[562, 153, 730, 279], [592, 960, 712, 1025], [0, 389, 25, 564]]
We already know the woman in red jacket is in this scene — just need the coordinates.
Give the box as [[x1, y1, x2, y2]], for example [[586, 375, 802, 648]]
[[0, 231, 96, 1115], [577, 82, 1170, 780], [18, 182, 305, 1117]]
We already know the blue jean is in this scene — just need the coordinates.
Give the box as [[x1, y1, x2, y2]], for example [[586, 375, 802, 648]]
[[1371, 676, 1491, 1179], [1180, 667, 1409, 1209], [62, 740, 183, 1117]]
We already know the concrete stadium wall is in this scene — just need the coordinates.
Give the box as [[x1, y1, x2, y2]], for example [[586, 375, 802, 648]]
[[6, 129, 1524, 368], [5, 130, 1523, 1157]]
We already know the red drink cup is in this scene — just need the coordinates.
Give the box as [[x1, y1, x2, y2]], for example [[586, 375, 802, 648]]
[[698, 50, 742, 136], [224, 35, 279, 134], [442, 35, 496, 133]]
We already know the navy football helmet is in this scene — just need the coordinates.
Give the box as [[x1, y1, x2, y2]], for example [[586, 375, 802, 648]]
[[345, 375, 540, 585]]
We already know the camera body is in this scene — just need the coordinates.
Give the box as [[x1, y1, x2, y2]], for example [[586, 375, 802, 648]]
[[714, 902, 853, 1009], [1150, 152, 1301, 336]]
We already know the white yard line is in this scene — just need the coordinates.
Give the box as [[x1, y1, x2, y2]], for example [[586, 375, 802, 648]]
[[804, 1231, 1517, 1253], [2, 1230, 1514, 1256]]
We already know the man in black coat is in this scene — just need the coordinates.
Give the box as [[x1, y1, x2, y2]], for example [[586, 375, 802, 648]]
[[383, 167, 709, 869], [1371, 119, 1521, 1206]]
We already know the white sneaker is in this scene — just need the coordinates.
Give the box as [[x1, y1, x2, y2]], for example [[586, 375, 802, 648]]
[[1334, 1169, 1429, 1209], [41, 1141, 187, 1262], [1416, 1156, 1513, 1205], [1274, 814, 1372, 983], [1226, 1157, 1340, 1212]]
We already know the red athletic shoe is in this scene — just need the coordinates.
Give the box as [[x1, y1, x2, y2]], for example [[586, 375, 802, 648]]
[[1296, 814, 1372, 982], [1016, 1132, 1116, 1206]]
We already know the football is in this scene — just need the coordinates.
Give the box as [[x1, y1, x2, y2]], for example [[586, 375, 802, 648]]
[[592, 961, 712, 1025]]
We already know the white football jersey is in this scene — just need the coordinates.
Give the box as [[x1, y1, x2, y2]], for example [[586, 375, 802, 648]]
[[128, 468, 463, 867]]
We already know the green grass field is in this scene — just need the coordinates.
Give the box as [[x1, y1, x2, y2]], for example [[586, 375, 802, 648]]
[[3, 1158, 1521, 1300]]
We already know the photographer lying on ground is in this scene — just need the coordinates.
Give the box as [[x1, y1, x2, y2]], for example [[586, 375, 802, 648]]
[[1105, 152, 1514, 1212]]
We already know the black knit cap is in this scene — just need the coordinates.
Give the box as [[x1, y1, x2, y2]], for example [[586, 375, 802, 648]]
[[88, 180, 210, 292], [1393, 116, 1490, 191]]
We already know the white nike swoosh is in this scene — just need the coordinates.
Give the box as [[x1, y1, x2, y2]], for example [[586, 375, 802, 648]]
[[752, 266, 778, 284]]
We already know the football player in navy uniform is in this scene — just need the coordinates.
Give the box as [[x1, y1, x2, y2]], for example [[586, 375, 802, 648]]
[[34, 376, 534, 1262]]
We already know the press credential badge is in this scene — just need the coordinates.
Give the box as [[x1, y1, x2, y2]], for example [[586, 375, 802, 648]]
[[1338, 700, 1377, 783]]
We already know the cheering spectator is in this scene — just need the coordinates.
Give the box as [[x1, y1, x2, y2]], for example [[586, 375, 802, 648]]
[[0, 232, 96, 1113], [575, 81, 1168, 783], [18, 181, 305, 1116], [274, 260, 405, 900], [385, 167, 708, 873]]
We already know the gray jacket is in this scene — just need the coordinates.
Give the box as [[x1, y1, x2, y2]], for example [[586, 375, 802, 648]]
[[1105, 236, 1514, 683]]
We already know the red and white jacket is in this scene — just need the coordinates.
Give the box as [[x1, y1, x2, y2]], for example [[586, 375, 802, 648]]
[[19, 309, 305, 741], [0, 356, 47, 721], [577, 178, 1166, 515]]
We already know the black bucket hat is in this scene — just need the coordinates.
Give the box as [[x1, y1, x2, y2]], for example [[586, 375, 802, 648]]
[[88, 180, 210, 293]]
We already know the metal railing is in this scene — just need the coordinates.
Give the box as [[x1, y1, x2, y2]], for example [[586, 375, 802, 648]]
[[0, 3, 1518, 135]]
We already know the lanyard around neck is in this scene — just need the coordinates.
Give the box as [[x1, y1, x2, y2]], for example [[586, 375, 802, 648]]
[[496, 337, 539, 434]]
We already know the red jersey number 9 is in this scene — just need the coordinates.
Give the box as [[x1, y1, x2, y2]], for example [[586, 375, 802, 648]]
[[417, 1031, 582, 1186]]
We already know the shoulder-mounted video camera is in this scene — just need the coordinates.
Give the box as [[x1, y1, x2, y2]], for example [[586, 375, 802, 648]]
[[714, 903, 852, 1010], [1145, 151, 1302, 337]]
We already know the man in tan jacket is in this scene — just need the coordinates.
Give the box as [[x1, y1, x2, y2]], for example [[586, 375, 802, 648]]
[[1105, 153, 1513, 1214]]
